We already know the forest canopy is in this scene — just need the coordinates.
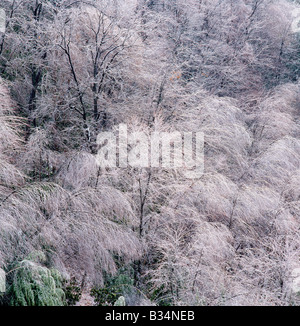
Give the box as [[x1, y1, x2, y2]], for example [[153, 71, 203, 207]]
[[0, 0, 299, 306]]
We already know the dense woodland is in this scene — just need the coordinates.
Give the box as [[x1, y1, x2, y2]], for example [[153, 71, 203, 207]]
[[0, 0, 299, 306]]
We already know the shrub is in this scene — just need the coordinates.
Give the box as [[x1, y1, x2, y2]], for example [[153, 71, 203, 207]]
[[91, 269, 134, 306], [64, 277, 82, 306], [8, 252, 66, 306]]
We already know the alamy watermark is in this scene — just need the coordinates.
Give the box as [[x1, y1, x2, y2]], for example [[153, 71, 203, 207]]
[[96, 124, 204, 179]]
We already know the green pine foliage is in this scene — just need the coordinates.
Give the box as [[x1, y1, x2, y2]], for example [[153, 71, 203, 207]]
[[64, 277, 82, 306], [91, 268, 134, 306], [8, 252, 66, 306]]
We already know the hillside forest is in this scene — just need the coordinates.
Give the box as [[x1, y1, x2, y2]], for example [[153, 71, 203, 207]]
[[0, 0, 300, 306]]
